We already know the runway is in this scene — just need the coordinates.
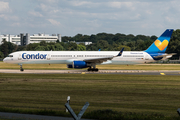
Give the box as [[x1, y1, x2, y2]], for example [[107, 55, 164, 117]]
[[0, 69, 180, 75]]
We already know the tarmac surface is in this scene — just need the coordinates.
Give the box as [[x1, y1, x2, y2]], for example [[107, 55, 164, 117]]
[[0, 69, 180, 75], [0, 112, 92, 120]]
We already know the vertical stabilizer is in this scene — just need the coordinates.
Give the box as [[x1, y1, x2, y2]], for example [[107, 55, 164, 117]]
[[145, 29, 173, 53]]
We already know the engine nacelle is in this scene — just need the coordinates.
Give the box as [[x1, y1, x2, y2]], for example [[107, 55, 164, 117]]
[[73, 61, 87, 69]]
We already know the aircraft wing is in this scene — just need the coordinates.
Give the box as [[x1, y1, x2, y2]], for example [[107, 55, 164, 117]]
[[154, 53, 176, 58], [84, 48, 124, 63], [84, 56, 113, 63]]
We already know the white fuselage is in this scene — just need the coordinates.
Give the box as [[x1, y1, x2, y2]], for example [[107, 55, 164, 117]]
[[3, 51, 155, 65]]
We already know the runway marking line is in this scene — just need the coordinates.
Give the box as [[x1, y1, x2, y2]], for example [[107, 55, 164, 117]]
[[160, 73, 165, 75]]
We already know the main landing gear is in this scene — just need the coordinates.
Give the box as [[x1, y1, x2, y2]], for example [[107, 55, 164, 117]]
[[87, 68, 99, 72], [87, 64, 99, 72], [19, 64, 24, 71]]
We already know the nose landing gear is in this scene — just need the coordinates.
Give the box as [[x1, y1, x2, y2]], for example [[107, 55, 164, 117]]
[[19, 64, 24, 71]]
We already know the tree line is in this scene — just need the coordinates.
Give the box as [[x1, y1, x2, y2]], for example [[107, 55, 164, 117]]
[[0, 29, 180, 59]]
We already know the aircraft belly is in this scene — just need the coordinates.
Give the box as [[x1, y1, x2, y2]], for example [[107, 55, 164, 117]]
[[111, 60, 142, 65], [111, 57, 145, 64]]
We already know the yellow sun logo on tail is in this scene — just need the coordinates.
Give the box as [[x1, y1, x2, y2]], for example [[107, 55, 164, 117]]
[[154, 40, 169, 51]]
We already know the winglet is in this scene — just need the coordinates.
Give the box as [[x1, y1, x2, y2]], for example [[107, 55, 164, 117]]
[[117, 47, 124, 56]]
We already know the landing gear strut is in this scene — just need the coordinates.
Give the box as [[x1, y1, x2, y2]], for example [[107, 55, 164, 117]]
[[87, 64, 99, 72], [19, 64, 24, 71]]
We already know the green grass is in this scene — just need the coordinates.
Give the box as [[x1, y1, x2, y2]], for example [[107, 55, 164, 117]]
[[1, 62, 180, 70], [0, 73, 180, 119]]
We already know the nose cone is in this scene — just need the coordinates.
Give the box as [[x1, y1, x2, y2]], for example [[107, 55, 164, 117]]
[[3, 57, 7, 63]]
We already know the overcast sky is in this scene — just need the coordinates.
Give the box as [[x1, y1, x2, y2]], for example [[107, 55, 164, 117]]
[[0, 0, 179, 37]]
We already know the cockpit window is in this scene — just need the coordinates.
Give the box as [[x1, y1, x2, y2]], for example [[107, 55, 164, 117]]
[[8, 55, 13, 57]]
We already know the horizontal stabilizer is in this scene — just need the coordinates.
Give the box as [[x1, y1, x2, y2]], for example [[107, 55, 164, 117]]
[[154, 53, 176, 58]]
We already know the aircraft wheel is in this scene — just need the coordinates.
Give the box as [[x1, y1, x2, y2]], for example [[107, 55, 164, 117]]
[[92, 69, 98, 72], [20, 68, 24, 71], [87, 68, 98, 72]]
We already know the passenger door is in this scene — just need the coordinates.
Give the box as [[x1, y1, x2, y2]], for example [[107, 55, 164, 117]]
[[18, 54, 22, 60], [47, 54, 51, 60]]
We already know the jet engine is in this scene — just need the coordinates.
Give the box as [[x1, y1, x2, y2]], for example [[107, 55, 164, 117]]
[[73, 61, 87, 68], [67, 61, 87, 69]]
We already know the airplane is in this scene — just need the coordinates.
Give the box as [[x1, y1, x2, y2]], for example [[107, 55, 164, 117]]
[[3, 29, 175, 72]]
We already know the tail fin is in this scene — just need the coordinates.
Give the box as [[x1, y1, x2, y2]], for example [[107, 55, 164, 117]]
[[145, 29, 173, 53]]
